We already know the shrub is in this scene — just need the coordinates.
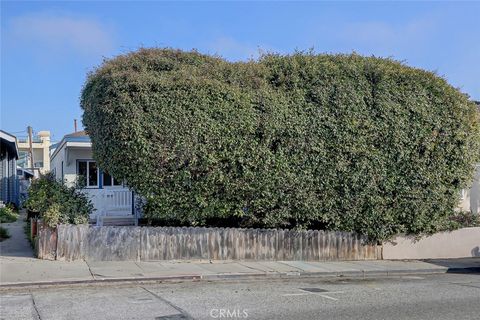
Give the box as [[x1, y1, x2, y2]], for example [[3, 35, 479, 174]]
[[0, 226, 10, 241], [448, 210, 480, 229], [24, 173, 93, 227], [23, 218, 34, 248], [43, 203, 62, 228], [0, 206, 18, 223], [81, 48, 480, 241]]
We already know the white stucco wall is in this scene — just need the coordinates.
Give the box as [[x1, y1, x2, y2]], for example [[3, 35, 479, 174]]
[[50, 145, 64, 181], [383, 227, 480, 259], [51, 145, 93, 186], [458, 165, 480, 214]]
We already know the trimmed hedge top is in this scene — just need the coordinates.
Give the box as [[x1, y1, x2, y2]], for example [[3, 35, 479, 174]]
[[81, 48, 480, 240]]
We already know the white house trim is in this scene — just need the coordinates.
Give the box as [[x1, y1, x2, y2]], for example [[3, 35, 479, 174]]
[[50, 131, 137, 225]]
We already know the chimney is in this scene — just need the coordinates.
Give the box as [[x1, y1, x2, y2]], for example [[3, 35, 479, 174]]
[[74, 119, 77, 133]]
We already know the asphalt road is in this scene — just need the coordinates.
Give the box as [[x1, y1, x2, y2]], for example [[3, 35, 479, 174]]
[[1, 273, 479, 320]]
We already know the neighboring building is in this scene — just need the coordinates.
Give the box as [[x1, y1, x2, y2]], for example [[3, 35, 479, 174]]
[[50, 130, 137, 225], [458, 165, 480, 214], [17, 131, 51, 178], [0, 130, 20, 207], [458, 101, 480, 214], [17, 167, 34, 204]]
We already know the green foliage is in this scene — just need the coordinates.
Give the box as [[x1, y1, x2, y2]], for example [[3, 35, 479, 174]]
[[0, 226, 10, 241], [25, 173, 93, 227], [0, 206, 19, 223], [23, 218, 34, 248], [43, 203, 61, 228], [81, 48, 480, 241], [448, 210, 480, 229]]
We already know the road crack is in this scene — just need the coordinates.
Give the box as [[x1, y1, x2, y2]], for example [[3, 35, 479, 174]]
[[30, 293, 42, 320], [141, 287, 194, 320]]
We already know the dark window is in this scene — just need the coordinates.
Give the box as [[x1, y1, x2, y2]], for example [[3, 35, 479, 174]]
[[103, 171, 112, 186], [77, 160, 98, 187], [113, 177, 122, 186], [102, 171, 122, 187], [88, 162, 98, 187], [78, 161, 87, 186]]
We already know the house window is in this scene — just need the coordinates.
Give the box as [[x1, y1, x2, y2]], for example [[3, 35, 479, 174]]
[[34, 161, 44, 168], [77, 160, 98, 187], [102, 171, 122, 187]]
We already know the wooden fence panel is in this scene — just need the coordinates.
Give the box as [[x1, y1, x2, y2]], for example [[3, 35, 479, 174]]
[[36, 224, 57, 260], [43, 225, 381, 262], [56, 224, 88, 261]]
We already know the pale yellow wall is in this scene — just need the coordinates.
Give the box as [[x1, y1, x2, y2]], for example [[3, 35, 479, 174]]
[[17, 131, 51, 175]]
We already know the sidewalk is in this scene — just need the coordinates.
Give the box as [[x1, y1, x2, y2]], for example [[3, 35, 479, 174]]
[[0, 210, 34, 258], [1, 255, 479, 289], [1, 213, 479, 288]]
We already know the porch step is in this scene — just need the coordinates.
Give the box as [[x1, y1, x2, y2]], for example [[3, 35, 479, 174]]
[[91, 216, 136, 226]]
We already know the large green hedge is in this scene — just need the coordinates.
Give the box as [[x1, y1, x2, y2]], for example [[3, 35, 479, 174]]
[[81, 48, 480, 240]]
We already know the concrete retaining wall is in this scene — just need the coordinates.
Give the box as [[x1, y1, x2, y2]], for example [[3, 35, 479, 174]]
[[383, 227, 480, 260], [39, 225, 381, 262]]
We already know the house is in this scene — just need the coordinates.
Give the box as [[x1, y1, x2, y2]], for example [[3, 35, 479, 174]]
[[459, 101, 480, 215], [17, 167, 34, 204], [17, 130, 51, 178], [458, 165, 480, 214], [0, 130, 20, 207], [50, 130, 138, 225]]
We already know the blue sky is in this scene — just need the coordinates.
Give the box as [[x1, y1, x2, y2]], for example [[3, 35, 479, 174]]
[[1, 1, 479, 142]]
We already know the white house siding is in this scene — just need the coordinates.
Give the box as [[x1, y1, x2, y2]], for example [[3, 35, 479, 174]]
[[458, 164, 480, 214], [50, 140, 133, 219]]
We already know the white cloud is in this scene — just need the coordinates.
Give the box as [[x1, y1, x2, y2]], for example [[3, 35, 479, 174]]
[[7, 11, 115, 58]]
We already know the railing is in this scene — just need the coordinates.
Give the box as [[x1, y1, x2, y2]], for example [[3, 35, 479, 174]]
[[105, 189, 132, 211], [17, 137, 43, 143]]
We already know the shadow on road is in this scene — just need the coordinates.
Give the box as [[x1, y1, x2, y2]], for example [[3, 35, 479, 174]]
[[422, 257, 480, 274]]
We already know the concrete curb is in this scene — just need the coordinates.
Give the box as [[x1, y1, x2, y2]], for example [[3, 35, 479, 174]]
[[1, 266, 478, 291]]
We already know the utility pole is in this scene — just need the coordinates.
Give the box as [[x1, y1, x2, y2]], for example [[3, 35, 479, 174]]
[[27, 126, 35, 172]]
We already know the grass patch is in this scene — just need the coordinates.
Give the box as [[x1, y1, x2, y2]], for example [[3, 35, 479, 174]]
[[0, 206, 19, 223], [0, 226, 10, 241], [23, 218, 35, 248]]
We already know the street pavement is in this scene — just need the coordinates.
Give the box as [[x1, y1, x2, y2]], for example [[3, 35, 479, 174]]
[[1, 272, 479, 319], [1, 212, 479, 287], [1, 212, 479, 319]]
